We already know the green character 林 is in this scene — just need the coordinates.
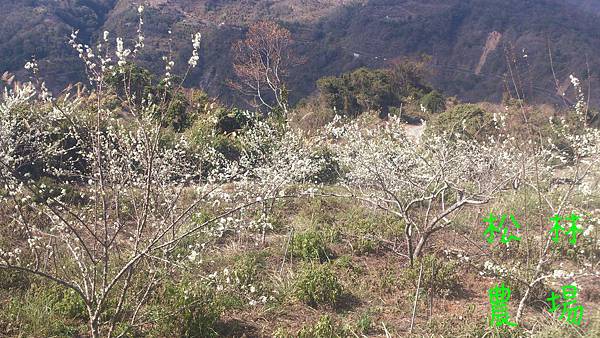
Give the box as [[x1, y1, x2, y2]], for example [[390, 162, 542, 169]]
[[549, 213, 582, 245]]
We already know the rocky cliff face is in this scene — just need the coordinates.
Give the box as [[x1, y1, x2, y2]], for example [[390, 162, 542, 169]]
[[2, 0, 600, 107]]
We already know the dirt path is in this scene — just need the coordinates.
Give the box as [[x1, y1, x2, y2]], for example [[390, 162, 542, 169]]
[[404, 121, 426, 143]]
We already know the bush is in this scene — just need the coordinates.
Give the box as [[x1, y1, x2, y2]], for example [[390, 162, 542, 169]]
[[308, 148, 341, 184], [294, 263, 343, 307], [420, 90, 446, 114], [316, 61, 433, 118], [0, 269, 30, 290], [275, 315, 350, 338], [297, 315, 348, 338], [148, 281, 221, 337], [0, 283, 86, 336], [426, 103, 497, 141], [400, 254, 460, 297], [290, 230, 332, 262], [31, 177, 85, 205]]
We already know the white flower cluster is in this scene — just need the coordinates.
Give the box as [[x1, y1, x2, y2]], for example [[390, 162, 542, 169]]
[[206, 267, 270, 306], [115, 37, 131, 68], [329, 115, 520, 211], [480, 260, 511, 278], [188, 33, 202, 68]]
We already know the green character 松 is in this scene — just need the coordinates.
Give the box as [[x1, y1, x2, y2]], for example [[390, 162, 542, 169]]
[[483, 213, 521, 245]]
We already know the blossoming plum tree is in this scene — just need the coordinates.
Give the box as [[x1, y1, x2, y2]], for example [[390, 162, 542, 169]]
[[0, 7, 309, 337], [328, 116, 524, 265]]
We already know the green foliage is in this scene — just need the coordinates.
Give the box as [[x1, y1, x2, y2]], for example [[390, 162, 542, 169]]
[[275, 314, 372, 338], [148, 280, 221, 338], [308, 148, 341, 184], [420, 90, 446, 114], [0, 269, 30, 290], [291, 230, 332, 262], [0, 282, 86, 337], [316, 61, 432, 118], [163, 91, 192, 132], [426, 103, 497, 141], [232, 252, 267, 286], [297, 315, 347, 338], [106, 64, 210, 132], [31, 177, 85, 205], [215, 107, 254, 134], [211, 133, 243, 161], [106, 64, 155, 105], [400, 254, 460, 297], [186, 107, 258, 161], [294, 263, 343, 307], [336, 208, 404, 256], [503, 277, 547, 309], [345, 216, 379, 256], [355, 310, 373, 335], [534, 311, 600, 337]]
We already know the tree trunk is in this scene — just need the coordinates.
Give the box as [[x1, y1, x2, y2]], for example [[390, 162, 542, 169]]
[[89, 317, 100, 338], [405, 223, 414, 267], [413, 231, 431, 259]]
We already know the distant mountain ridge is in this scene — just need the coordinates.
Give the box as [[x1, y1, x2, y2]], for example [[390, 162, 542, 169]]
[[2, 0, 600, 107]]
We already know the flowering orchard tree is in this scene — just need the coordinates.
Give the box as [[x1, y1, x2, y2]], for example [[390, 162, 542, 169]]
[[509, 75, 600, 323], [328, 116, 524, 265], [0, 7, 298, 337], [232, 118, 325, 241]]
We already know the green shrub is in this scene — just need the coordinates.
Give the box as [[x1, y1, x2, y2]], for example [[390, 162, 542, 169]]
[[400, 254, 459, 297], [426, 103, 497, 141], [420, 90, 446, 114], [297, 315, 348, 338], [355, 310, 373, 335], [0, 269, 30, 290], [0, 283, 86, 336], [148, 281, 221, 337], [215, 108, 253, 134], [308, 148, 341, 185], [291, 230, 332, 262], [31, 177, 84, 205], [316, 60, 432, 118], [294, 263, 343, 307], [211, 134, 242, 161], [232, 252, 267, 287]]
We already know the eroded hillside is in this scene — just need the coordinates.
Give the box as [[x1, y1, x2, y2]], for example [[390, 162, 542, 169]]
[[2, 0, 600, 107]]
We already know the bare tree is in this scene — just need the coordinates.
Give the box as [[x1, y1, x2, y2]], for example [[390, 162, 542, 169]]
[[231, 20, 295, 115]]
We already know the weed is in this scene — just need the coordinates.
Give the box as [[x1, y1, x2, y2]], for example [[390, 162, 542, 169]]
[[400, 254, 460, 298], [148, 280, 222, 337], [294, 263, 343, 307], [297, 315, 351, 338], [291, 230, 333, 262], [355, 310, 373, 334]]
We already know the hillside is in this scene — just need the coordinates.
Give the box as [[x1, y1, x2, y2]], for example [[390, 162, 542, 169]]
[[2, 1, 600, 337], [3, 0, 600, 106]]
